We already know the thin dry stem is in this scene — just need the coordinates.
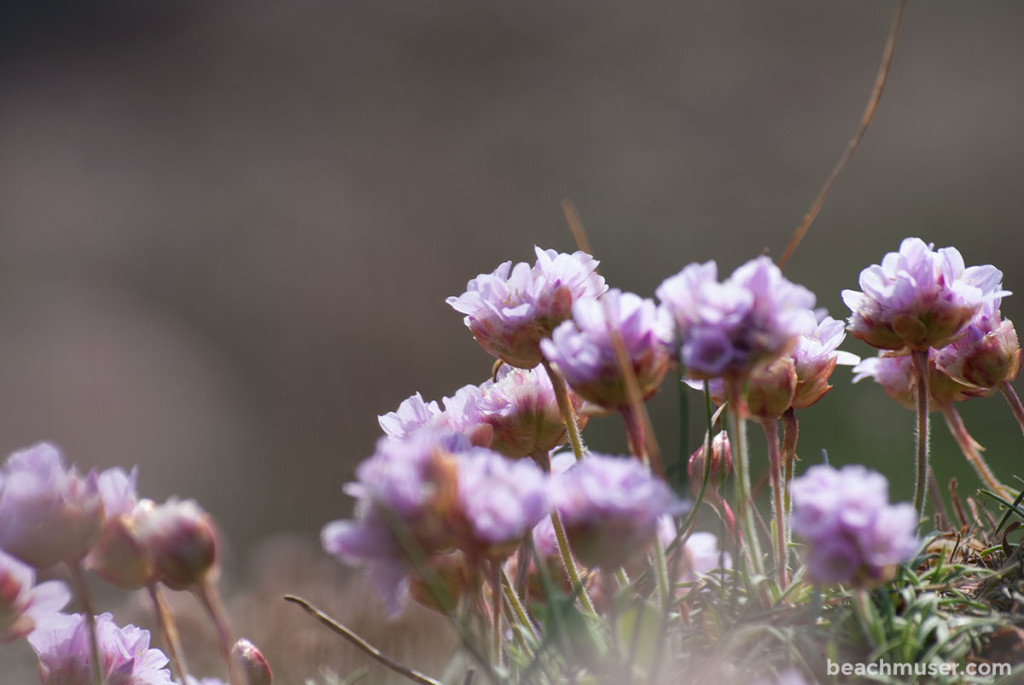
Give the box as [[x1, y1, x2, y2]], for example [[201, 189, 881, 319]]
[[284, 595, 444, 685], [942, 405, 1011, 500], [778, 0, 907, 269], [148, 583, 189, 685]]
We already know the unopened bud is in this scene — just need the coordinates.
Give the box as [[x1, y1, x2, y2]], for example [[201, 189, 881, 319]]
[[687, 432, 732, 496], [85, 500, 157, 590], [744, 357, 797, 421], [957, 318, 1021, 388], [232, 638, 272, 685], [139, 499, 219, 590]]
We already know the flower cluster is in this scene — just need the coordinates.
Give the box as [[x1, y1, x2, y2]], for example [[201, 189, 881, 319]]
[[791, 464, 919, 586], [541, 288, 674, 409], [322, 429, 550, 614], [657, 256, 817, 380], [0, 442, 268, 684], [550, 454, 687, 569], [446, 246, 607, 368], [380, 365, 585, 462], [843, 237, 1007, 352], [29, 612, 174, 685]]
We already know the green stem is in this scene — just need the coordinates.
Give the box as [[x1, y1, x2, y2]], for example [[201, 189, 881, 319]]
[[542, 360, 586, 462], [762, 419, 788, 588], [550, 509, 597, 616], [499, 568, 538, 641], [911, 349, 931, 527], [726, 380, 765, 578]]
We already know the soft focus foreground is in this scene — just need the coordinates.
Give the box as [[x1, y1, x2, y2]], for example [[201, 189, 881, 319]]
[[3, 2, 1024, 684], [2, 238, 1024, 685]]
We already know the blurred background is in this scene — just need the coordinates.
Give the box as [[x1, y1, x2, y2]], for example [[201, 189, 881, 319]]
[[1, 0, 1023, 679]]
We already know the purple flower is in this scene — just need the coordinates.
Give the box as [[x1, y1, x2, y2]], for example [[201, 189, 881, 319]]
[[853, 351, 990, 410], [0, 443, 104, 569], [843, 238, 1009, 352], [0, 549, 71, 643], [378, 393, 444, 440], [447, 247, 608, 368], [791, 315, 859, 409], [791, 464, 919, 586], [935, 301, 1021, 389], [541, 289, 674, 409], [379, 386, 494, 448], [657, 257, 816, 380], [454, 450, 549, 558], [29, 612, 173, 685], [476, 365, 582, 459], [322, 429, 468, 615], [550, 454, 687, 568]]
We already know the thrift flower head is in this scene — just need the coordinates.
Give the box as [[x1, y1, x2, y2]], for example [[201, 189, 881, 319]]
[[476, 365, 582, 459], [322, 428, 469, 615], [657, 256, 816, 380], [447, 247, 607, 368], [843, 238, 1009, 352], [0, 443, 104, 569], [791, 464, 919, 586], [453, 450, 549, 558], [551, 454, 687, 568], [541, 289, 673, 409], [379, 386, 493, 448], [29, 612, 173, 685], [0, 548, 71, 643], [791, 315, 859, 409], [936, 301, 1021, 390], [853, 352, 990, 410]]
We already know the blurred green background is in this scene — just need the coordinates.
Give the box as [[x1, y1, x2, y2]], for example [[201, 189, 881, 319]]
[[1, 0, 1022, 564]]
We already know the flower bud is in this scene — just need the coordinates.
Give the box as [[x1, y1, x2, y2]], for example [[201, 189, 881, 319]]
[[743, 357, 798, 421], [938, 310, 1021, 389], [687, 432, 732, 496], [232, 638, 272, 685], [139, 499, 219, 590], [0, 549, 71, 642], [86, 500, 158, 590]]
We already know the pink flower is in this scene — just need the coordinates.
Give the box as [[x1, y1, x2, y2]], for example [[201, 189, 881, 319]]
[[541, 289, 674, 409], [476, 365, 582, 459], [657, 257, 816, 380], [0, 549, 71, 643], [843, 238, 1009, 351], [853, 352, 990, 410], [447, 247, 607, 368], [29, 612, 173, 685], [0, 443, 104, 569], [453, 451, 549, 558], [791, 464, 919, 586], [550, 454, 687, 568]]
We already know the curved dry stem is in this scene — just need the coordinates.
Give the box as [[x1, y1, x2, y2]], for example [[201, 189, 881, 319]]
[[1000, 381, 1024, 437], [778, 0, 907, 269], [942, 405, 1011, 500], [284, 595, 444, 685], [148, 583, 189, 685]]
